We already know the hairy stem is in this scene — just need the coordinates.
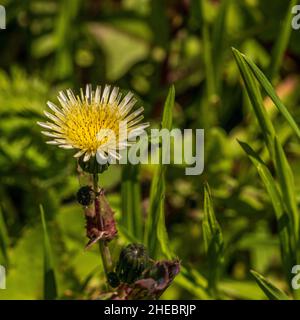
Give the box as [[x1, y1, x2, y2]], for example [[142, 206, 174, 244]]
[[92, 173, 112, 287]]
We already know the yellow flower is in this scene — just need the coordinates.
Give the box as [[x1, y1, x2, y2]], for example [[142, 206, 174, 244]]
[[38, 84, 149, 163]]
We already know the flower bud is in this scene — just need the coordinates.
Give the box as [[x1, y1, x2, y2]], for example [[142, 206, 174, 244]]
[[116, 243, 150, 284], [78, 156, 110, 174], [76, 186, 94, 206]]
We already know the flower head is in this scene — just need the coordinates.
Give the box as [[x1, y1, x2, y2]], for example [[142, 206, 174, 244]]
[[38, 84, 149, 163]]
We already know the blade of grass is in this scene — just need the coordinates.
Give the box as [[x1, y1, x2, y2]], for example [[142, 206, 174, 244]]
[[118, 224, 140, 244], [147, 165, 171, 259], [176, 265, 211, 300], [150, 0, 169, 49], [144, 86, 175, 259], [238, 141, 293, 281], [268, 0, 298, 81], [274, 137, 299, 244], [212, 0, 230, 91], [40, 205, 57, 300], [201, 1, 217, 98], [250, 270, 290, 300], [234, 48, 300, 139], [121, 164, 143, 241], [238, 141, 283, 219], [161, 85, 175, 131], [156, 170, 172, 260], [198, 1, 219, 127], [203, 183, 224, 296], [232, 48, 275, 154]]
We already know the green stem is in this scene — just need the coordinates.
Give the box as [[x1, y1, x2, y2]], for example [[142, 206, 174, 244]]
[[92, 173, 112, 287]]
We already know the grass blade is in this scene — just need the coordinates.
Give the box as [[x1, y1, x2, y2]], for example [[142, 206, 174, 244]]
[[250, 270, 289, 300], [117, 224, 140, 244], [235, 48, 300, 139], [238, 141, 292, 281], [212, 0, 230, 91], [144, 86, 175, 259], [238, 141, 283, 219], [155, 169, 172, 260], [175, 265, 211, 300], [274, 137, 299, 241], [232, 48, 275, 153], [40, 205, 58, 300], [161, 85, 175, 131], [121, 164, 143, 241], [147, 165, 171, 259], [203, 183, 224, 295], [268, 0, 298, 81]]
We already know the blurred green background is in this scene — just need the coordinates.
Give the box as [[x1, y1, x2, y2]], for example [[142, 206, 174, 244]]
[[1, 0, 300, 300]]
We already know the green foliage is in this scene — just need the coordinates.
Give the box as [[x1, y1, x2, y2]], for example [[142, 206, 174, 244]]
[[268, 0, 298, 81], [238, 141, 292, 284], [121, 164, 143, 241], [145, 86, 175, 259], [234, 49, 300, 139], [202, 183, 224, 296], [234, 46, 300, 298], [232, 48, 275, 152], [1, 0, 300, 300], [274, 137, 299, 242], [250, 270, 289, 300], [40, 205, 57, 300]]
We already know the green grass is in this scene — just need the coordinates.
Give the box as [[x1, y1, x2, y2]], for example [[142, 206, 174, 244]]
[[1, 0, 300, 300]]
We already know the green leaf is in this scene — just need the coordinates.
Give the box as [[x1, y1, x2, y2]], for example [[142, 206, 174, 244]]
[[175, 265, 211, 300], [203, 183, 224, 293], [150, 0, 169, 49], [232, 48, 275, 153], [250, 270, 290, 300], [156, 170, 172, 260], [117, 224, 140, 244], [0, 207, 9, 266], [144, 86, 175, 259], [220, 280, 266, 300], [121, 164, 143, 241], [146, 165, 171, 259], [234, 48, 300, 140], [161, 85, 175, 131], [274, 137, 299, 240], [212, 0, 230, 90], [238, 140, 292, 279], [268, 0, 298, 80], [0, 225, 44, 299], [238, 141, 283, 219], [40, 205, 58, 300]]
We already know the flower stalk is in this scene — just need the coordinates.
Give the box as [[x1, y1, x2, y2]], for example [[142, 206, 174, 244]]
[[92, 173, 113, 287]]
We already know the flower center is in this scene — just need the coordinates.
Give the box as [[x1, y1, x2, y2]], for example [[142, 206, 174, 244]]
[[61, 102, 121, 153]]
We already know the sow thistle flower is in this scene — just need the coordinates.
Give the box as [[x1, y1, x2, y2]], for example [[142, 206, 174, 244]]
[[38, 84, 149, 165], [37, 84, 149, 284], [38, 84, 179, 298]]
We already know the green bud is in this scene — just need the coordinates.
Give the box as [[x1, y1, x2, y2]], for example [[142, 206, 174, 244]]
[[116, 243, 150, 284], [78, 156, 110, 174], [76, 186, 94, 206]]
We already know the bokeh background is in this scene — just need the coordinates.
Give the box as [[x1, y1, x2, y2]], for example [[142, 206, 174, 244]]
[[1, 0, 300, 299]]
